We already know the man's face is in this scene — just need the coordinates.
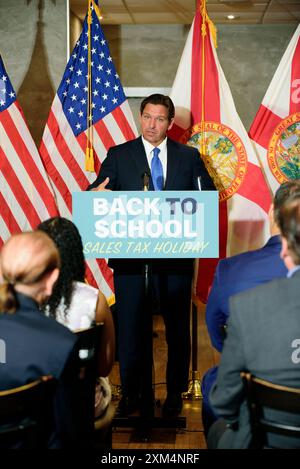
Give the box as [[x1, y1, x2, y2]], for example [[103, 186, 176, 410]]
[[140, 103, 174, 146]]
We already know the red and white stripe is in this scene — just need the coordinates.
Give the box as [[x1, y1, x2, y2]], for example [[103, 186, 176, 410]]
[[0, 100, 59, 248], [40, 94, 137, 300], [249, 24, 300, 193], [169, 1, 271, 302]]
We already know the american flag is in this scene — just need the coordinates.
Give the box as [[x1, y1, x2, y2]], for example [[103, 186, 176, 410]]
[[0, 55, 58, 247], [39, 1, 138, 301]]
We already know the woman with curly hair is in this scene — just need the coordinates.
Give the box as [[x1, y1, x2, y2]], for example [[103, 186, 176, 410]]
[[38, 217, 115, 417]]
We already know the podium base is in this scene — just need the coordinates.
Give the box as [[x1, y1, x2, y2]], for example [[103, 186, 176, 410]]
[[113, 415, 186, 439], [112, 399, 186, 440], [182, 371, 202, 400]]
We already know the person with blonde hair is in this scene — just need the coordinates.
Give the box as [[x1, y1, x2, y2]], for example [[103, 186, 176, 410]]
[[0, 231, 83, 448], [0, 231, 60, 311]]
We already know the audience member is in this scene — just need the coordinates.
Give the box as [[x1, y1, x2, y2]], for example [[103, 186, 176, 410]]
[[0, 231, 81, 448], [208, 192, 300, 449], [202, 181, 300, 434], [38, 217, 115, 417]]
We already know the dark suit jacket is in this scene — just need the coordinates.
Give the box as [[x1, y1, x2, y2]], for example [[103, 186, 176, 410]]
[[0, 293, 80, 448], [206, 235, 287, 353], [202, 236, 287, 421], [88, 136, 215, 192], [209, 270, 300, 449], [88, 136, 215, 272]]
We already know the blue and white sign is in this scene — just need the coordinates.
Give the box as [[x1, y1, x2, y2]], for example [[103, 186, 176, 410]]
[[72, 191, 218, 259]]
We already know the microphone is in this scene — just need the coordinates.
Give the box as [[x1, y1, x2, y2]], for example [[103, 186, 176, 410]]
[[142, 172, 150, 192]]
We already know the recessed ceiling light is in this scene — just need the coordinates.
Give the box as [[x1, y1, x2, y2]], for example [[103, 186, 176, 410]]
[[227, 15, 235, 20]]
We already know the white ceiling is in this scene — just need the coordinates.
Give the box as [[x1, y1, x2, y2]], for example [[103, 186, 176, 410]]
[[70, 0, 300, 25]]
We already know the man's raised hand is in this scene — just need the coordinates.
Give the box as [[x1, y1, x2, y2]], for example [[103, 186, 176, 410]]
[[91, 177, 111, 192]]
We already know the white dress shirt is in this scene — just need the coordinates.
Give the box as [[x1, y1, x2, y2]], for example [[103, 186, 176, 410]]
[[287, 265, 300, 278], [142, 136, 168, 186]]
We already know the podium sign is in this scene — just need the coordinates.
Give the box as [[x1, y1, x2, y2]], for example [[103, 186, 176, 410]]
[[72, 191, 218, 259]]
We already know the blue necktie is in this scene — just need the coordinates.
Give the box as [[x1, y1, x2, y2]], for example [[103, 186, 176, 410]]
[[151, 147, 163, 191]]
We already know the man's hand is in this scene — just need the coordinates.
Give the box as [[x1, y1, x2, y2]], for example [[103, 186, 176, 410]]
[[91, 177, 111, 192]]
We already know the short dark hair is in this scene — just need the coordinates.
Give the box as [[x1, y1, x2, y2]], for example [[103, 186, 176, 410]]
[[273, 181, 300, 226], [278, 193, 300, 265], [140, 94, 175, 121]]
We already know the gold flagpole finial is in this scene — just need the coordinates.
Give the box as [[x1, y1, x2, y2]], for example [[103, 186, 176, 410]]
[[199, 0, 217, 48], [91, 0, 102, 21]]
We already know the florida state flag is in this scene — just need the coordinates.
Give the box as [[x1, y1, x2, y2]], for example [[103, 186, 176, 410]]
[[249, 24, 300, 193], [169, 0, 271, 302]]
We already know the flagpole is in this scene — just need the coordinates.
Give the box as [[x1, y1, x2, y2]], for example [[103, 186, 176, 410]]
[[182, 0, 218, 402], [86, 0, 95, 172], [183, 0, 205, 402]]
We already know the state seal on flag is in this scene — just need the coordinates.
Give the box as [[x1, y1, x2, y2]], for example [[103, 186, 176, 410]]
[[182, 122, 247, 201], [268, 113, 300, 183]]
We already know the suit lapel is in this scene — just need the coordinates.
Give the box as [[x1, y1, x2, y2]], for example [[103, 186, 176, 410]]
[[128, 136, 156, 190], [128, 137, 181, 190], [165, 138, 181, 190], [128, 136, 151, 180]]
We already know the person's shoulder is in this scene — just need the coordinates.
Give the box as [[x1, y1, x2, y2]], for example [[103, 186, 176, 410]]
[[72, 281, 99, 307], [227, 276, 292, 338], [219, 240, 286, 283], [40, 312, 77, 345], [167, 138, 199, 155], [108, 136, 140, 154], [218, 244, 268, 274], [73, 281, 98, 296], [231, 275, 290, 311], [217, 250, 252, 275], [16, 308, 78, 355]]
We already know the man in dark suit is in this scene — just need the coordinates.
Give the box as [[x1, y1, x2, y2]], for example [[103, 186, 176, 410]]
[[208, 192, 300, 448], [88, 94, 215, 416], [0, 231, 83, 448], [202, 182, 300, 434]]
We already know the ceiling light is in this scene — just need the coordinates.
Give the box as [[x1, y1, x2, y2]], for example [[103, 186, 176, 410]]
[[227, 15, 235, 20]]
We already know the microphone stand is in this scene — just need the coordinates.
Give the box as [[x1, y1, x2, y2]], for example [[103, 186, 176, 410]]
[[113, 172, 186, 440], [139, 172, 155, 437]]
